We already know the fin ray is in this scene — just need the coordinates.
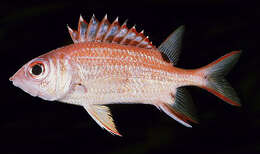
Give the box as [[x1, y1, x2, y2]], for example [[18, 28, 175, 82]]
[[112, 20, 129, 43], [120, 26, 138, 45], [67, 14, 155, 49], [157, 87, 198, 127], [95, 14, 110, 42], [103, 17, 120, 42], [158, 25, 185, 65], [67, 25, 79, 43], [129, 30, 145, 46], [78, 15, 88, 42], [83, 105, 121, 136], [86, 14, 99, 42], [137, 36, 150, 48], [199, 51, 241, 106]]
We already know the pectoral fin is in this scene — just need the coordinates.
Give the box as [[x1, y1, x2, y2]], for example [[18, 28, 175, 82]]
[[83, 105, 121, 136]]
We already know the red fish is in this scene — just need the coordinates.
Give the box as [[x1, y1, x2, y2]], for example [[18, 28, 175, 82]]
[[9, 14, 241, 136]]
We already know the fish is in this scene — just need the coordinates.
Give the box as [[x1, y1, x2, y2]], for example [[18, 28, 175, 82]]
[[9, 14, 241, 136]]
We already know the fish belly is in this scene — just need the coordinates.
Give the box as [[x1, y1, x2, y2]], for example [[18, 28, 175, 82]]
[[89, 77, 174, 104]]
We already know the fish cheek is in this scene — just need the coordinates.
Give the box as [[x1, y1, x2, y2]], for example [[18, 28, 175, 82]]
[[40, 79, 50, 89], [38, 79, 57, 100]]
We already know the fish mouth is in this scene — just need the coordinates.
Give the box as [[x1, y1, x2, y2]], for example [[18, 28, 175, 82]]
[[9, 75, 15, 81], [10, 76, 38, 97]]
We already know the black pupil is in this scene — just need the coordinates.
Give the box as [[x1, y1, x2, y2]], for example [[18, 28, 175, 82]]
[[32, 64, 43, 75]]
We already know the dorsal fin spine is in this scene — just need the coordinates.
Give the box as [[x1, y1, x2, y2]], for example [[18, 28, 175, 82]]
[[86, 14, 99, 42], [120, 25, 137, 44], [95, 14, 110, 42], [79, 14, 84, 22], [103, 17, 120, 42], [129, 29, 144, 46], [67, 14, 155, 49], [137, 36, 149, 48], [78, 15, 88, 42], [67, 25, 79, 43], [112, 21, 128, 43]]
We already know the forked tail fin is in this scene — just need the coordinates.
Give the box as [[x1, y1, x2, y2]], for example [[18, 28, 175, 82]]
[[199, 51, 241, 106]]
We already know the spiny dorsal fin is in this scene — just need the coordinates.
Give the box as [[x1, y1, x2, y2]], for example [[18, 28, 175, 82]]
[[95, 14, 110, 42], [120, 25, 137, 45], [78, 15, 88, 42], [157, 87, 198, 127], [67, 25, 79, 43], [158, 25, 185, 65], [129, 30, 145, 46], [112, 20, 129, 43], [83, 104, 121, 136], [67, 14, 155, 49], [103, 17, 120, 43], [87, 14, 99, 42]]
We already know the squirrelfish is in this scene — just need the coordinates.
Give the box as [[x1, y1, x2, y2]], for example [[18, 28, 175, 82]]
[[10, 14, 241, 136]]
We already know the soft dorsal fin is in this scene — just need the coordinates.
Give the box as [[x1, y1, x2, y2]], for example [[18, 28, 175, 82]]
[[83, 105, 121, 136], [158, 26, 185, 65], [67, 14, 156, 49], [157, 87, 198, 127]]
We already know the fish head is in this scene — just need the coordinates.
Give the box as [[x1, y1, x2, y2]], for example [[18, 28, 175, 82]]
[[10, 54, 72, 101]]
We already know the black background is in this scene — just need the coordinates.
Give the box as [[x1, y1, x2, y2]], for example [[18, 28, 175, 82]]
[[1, 0, 260, 154]]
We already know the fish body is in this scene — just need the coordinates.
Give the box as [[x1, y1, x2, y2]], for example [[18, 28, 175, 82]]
[[10, 15, 241, 136], [55, 42, 199, 105]]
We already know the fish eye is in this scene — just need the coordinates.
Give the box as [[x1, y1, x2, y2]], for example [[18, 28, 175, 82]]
[[31, 64, 43, 75], [27, 59, 49, 80], [29, 62, 45, 77]]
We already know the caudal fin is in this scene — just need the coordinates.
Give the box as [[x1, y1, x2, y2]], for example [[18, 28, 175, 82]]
[[199, 51, 241, 106]]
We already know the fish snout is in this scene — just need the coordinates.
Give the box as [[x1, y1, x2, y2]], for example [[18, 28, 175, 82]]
[[9, 73, 18, 81], [9, 68, 26, 87], [10, 69, 39, 97], [9, 75, 14, 81], [9, 69, 24, 82]]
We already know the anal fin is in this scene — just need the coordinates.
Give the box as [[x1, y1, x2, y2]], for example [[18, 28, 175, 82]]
[[83, 105, 121, 136], [157, 87, 198, 127]]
